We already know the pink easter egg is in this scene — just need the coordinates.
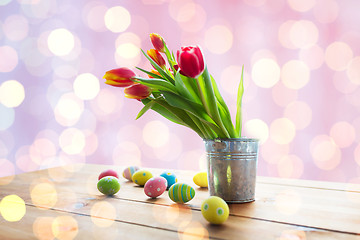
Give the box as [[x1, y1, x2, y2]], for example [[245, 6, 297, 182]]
[[144, 176, 168, 198], [98, 169, 119, 180]]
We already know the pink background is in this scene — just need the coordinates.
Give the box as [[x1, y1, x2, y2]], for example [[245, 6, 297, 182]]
[[1, 0, 360, 183]]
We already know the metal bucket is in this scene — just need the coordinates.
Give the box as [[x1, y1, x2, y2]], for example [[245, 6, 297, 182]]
[[204, 138, 259, 203]]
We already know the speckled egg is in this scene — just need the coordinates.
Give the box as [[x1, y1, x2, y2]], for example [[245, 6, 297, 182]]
[[168, 183, 195, 203], [160, 171, 178, 189], [144, 176, 168, 198], [193, 171, 208, 188], [98, 169, 119, 180], [132, 170, 153, 186], [97, 176, 121, 195], [122, 166, 140, 181], [201, 196, 229, 224]]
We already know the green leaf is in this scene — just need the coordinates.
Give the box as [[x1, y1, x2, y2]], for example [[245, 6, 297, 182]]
[[199, 68, 230, 138], [161, 90, 226, 138], [136, 67, 165, 80], [134, 77, 178, 93], [235, 65, 245, 137], [136, 100, 155, 120], [141, 49, 175, 84], [210, 75, 237, 138], [174, 72, 201, 104]]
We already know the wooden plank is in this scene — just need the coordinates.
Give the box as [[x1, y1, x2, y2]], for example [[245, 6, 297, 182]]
[[1, 196, 359, 239], [0, 204, 191, 240], [1, 164, 360, 238]]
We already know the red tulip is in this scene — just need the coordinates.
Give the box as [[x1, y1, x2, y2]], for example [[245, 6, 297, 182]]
[[150, 33, 165, 53], [147, 49, 166, 69], [176, 45, 205, 78], [103, 67, 136, 87], [124, 84, 151, 100]]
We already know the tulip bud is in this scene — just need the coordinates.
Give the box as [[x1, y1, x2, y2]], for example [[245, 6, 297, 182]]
[[148, 69, 161, 78], [176, 45, 205, 78], [150, 33, 165, 53], [124, 84, 151, 100], [103, 67, 136, 87], [147, 49, 166, 69]]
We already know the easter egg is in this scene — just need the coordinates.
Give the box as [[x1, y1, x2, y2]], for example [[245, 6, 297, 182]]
[[122, 166, 140, 181], [97, 176, 121, 195], [168, 183, 195, 203], [144, 176, 167, 198], [132, 170, 153, 186], [193, 171, 208, 188], [98, 169, 118, 180], [201, 196, 229, 224], [160, 171, 178, 189]]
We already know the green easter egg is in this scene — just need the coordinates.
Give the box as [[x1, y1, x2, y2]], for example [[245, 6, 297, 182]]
[[97, 176, 121, 195]]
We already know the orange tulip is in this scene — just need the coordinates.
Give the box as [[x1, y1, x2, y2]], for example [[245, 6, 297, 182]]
[[150, 33, 165, 53], [124, 84, 151, 100], [148, 69, 161, 78], [103, 67, 136, 87], [147, 49, 166, 69]]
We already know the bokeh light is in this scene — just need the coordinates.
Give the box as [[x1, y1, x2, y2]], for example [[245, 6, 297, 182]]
[[283, 101, 312, 130], [313, 0, 339, 23], [73, 73, 100, 100], [31, 182, 58, 209], [287, 0, 315, 12], [91, 201, 116, 227], [143, 120, 170, 148], [205, 25, 233, 54], [33, 217, 55, 240], [54, 93, 84, 126], [270, 118, 296, 145], [0, 195, 26, 222], [0, 80, 25, 108], [52, 215, 78, 240], [281, 60, 310, 90], [330, 121, 356, 148], [176, 3, 207, 33], [347, 57, 360, 85], [289, 20, 318, 49], [325, 41, 353, 71], [0, 45, 18, 72], [310, 135, 341, 170], [2, 14, 29, 41], [252, 58, 280, 88], [104, 6, 131, 33], [59, 128, 86, 155], [47, 28, 75, 56], [0, 158, 15, 184], [244, 119, 269, 144], [83, 2, 108, 32]]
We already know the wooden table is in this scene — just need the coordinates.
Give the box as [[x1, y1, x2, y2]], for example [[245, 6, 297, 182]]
[[0, 164, 360, 239]]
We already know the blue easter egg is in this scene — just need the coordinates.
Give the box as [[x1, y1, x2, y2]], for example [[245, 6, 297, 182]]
[[160, 171, 177, 189]]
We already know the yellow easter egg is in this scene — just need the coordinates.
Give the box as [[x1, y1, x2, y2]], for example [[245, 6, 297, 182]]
[[132, 170, 153, 186], [193, 171, 208, 188], [201, 196, 229, 224]]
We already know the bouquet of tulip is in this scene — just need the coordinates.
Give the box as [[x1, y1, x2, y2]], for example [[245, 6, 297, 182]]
[[104, 33, 244, 140]]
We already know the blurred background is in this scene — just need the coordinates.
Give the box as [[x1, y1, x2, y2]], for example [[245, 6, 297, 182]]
[[0, 0, 359, 183]]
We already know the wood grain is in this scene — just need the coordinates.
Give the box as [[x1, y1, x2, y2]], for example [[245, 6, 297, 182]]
[[1, 164, 360, 240]]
